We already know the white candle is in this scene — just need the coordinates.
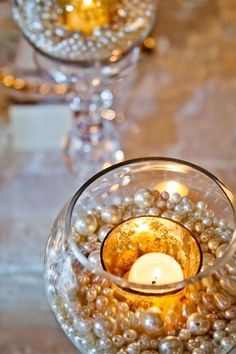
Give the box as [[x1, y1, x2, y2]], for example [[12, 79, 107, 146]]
[[128, 253, 184, 288], [155, 180, 189, 197]]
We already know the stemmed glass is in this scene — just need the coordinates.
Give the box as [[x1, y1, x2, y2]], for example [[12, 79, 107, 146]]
[[12, 1, 157, 175]]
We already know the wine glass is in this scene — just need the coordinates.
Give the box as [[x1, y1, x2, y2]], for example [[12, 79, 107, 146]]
[[12, 1, 157, 175]]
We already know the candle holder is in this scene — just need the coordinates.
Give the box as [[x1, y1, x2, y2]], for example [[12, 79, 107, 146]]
[[12, 1, 157, 174], [45, 158, 236, 354]]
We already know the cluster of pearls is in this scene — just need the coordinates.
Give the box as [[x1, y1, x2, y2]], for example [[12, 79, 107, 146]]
[[48, 188, 236, 354], [13, 0, 155, 63]]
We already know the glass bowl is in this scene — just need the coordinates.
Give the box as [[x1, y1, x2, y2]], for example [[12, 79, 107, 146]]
[[45, 157, 236, 354]]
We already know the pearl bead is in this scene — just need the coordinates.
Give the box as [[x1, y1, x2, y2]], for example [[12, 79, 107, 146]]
[[112, 334, 125, 348], [127, 342, 141, 354], [171, 193, 181, 203], [137, 334, 150, 349], [96, 295, 109, 312], [186, 339, 197, 351], [220, 278, 236, 297], [93, 316, 117, 338], [98, 224, 113, 242], [99, 337, 113, 349], [86, 288, 97, 302], [212, 320, 226, 331], [192, 349, 204, 354], [213, 292, 231, 311], [88, 250, 101, 267], [225, 323, 236, 334], [186, 313, 211, 335], [101, 205, 122, 225], [215, 243, 228, 258], [74, 318, 93, 335], [161, 191, 170, 200], [142, 311, 164, 336], [134, 189, 155, 208], [213, 330, 225, 342], [123, 329, 138, 343], [104, 304, 117, 317], [220, 336, 235, 350], [120, 318, 131, 331], [123, 196, 134, 206], [199, 340, 213, 351], [159, 336, 183, 354], [224, 306, 236, 319], [74, 214, 98, 236], [178, 328, 191, 341], [156, 199, 166, 209]]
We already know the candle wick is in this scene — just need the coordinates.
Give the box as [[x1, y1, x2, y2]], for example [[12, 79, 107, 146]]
[[152, 280, 157, 285]]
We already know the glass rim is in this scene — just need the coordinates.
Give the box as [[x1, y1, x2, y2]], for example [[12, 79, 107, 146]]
[[65, 157, 236, 293]]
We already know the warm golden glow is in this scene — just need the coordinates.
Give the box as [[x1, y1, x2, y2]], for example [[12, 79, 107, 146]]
[[155, 180, 189, 197], [59, 0, 117, 34], [101, 216, 202, 283]]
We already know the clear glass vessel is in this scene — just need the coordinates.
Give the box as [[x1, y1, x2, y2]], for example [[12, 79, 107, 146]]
[[45, 158, 236, 354], [12, 1, 157, 174]]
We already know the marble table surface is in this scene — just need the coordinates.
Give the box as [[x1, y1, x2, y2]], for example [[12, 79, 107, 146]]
[[0, 0, 236, 353]]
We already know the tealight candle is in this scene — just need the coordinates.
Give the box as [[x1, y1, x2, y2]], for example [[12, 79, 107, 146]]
[[156, 180, 189, 197], [128, 252, 184, 286], [60, 0, 114, 34]]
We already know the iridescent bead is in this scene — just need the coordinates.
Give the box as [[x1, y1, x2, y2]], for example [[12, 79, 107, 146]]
[[137, 334, 151, 350], [215, 243, 228, 258], [98, 224, 113, 242], [86, 288, 97, 302], [178, 328, 191, 341], [212, 320, 226, 331], [192, 349, 204, 354], [88, 250, 101, 267], [199, 340, 213, 351], [134, 189, 155, 208], [120, 318, 131, 331], [196, 201, 207, 210], [220, 278, 236, 297], [127, 342, 141, 354], [224, 306, 236, 319], [99, 337, 113, 350], [96, 295, 109, 312], [208, 238, 220, 251], [123, 196, 134, 207], [202, 217, 212, 227], [186, 339, 197, 351], [118, 302, 130, 314], [148, 207, 161, 216], [123, 329, 138, 343], [102, 287, 114, 297], [220, 336, 235, 351], [101, 205, 122, 225], [156, 199, 166, 209], [93, 316, 117, 338], [104, 304, 117, 317], [74, 318, 93, 335], [201, 293, 215, 311], [186, 313, 211, 335], [112, 334, 125, 348], [194, 222, 205, 233], [142, 311, 164, 336], [171, 193, 181, 203], [213, 292, 231, 311], [150, 339, 159, 349], [159, 336, 183, 354], [161, 191, 170, 200], [74, 214, 98, 236], [213, 330, 225, 342], [80, 333, 96, 349], [225, 323, 236, 333], [220, 229, 233, 242]]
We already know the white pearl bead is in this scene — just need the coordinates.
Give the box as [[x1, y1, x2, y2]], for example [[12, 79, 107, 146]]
[[75, 214, 98, 236], [98, 224, 113, 242], [186, 313, 210, 335], [134, 189, 155, 208], [142, 312, 164, 336], [159, 336, 183, 354], [127, 342, 141, 354], [101, 205, 122, 225], [88, 250, 101, 267], [220, 336, 235, 350], [123, 329, 138, 343], [93, 316, 117, 338], [178, 328, 191, 341]]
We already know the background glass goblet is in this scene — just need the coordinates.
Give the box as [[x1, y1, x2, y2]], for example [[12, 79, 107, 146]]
[[12, 1, 157, 175]]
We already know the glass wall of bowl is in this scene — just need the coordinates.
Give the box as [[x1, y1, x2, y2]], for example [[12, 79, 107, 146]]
[[12, 1, 158, 174], [45, 157, 236, 354]]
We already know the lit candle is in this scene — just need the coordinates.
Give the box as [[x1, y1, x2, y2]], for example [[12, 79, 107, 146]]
[[128, 252, 184, 287], [155, 180, 189, 197], [60, 0, 113, 35]]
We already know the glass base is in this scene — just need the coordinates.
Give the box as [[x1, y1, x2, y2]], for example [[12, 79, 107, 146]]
[[62, 120, 123, 177]]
